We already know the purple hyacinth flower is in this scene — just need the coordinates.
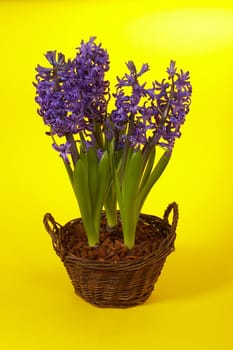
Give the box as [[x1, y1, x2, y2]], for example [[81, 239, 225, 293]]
[[52, 142, 72, 164], [166, 60, 177, 78]]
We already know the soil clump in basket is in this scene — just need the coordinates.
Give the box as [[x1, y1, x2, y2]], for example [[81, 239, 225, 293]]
[[61, 215, 170, 263]]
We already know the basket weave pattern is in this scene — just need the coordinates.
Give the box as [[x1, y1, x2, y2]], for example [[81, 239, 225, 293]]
[[44, 203, 178, 308]]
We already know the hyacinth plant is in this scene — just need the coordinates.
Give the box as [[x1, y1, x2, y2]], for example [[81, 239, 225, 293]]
[[34, 37, 192, 248]]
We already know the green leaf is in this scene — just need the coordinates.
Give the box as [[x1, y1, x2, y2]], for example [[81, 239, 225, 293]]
[[121, 151, 143, 248], [110, 139, 123, 208], [122, 151, 143, 203], [120, 145, 133, 183], [73, 157, 97, 246], [136, 151, 171, 217], [87, 147, 98, 212], [63, 159, 74, 188], [94, 151, 111, 236], [140, 147, 156, 191], [104, 136, 118, 229]]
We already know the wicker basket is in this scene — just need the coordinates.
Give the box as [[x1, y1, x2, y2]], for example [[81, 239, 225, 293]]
[[43, 202, 178, 308]]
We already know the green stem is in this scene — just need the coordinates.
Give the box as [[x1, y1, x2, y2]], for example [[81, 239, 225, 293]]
[[104, 183, 117, 227], [65, 133, 79, 166], [94, 122, 104, 149], [120, 112, 135, 183]]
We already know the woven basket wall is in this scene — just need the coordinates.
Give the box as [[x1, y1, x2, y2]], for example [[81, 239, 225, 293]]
[[44, 202, 178, 308]]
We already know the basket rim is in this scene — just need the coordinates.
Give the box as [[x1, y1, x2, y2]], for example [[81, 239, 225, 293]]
[[43, 203, 178, 270], [60, 212, 176, 270]]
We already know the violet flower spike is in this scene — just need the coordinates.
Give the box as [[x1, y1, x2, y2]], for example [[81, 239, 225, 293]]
[[154, 62, 192, 152], [34, 37, 111, 160]]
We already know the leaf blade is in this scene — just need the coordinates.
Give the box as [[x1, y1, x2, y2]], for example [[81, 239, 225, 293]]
[[121, 150, 143, 248], [136, 150, 171, 217], [73, 157, 97, 246]]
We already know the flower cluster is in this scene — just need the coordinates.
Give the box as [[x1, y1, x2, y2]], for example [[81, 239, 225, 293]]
[[154, 61, 192, 151], [109, 61, 153, 148], [34, 37, 110, 160], [110, 60, 192, 153]]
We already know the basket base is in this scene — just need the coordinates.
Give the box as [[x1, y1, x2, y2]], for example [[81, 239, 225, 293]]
[[74, 287, 154, 308]]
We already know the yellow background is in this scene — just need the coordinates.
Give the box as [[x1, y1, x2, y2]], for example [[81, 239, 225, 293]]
[[1, 0, 233, 348]]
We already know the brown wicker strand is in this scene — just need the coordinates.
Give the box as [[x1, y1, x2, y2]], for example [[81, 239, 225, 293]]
[[43, 213, 64, 259], [163, 202, 178, 232]]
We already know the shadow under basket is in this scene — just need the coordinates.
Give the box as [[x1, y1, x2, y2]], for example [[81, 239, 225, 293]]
[[43, 202, 178, 308]]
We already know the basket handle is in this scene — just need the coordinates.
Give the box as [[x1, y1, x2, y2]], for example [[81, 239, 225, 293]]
[[43, 213, 62, 243], [163, 202, 179, 232]]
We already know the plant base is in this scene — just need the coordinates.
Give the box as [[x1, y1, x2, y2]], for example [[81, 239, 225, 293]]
[[44, 203, 178, 308]]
